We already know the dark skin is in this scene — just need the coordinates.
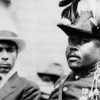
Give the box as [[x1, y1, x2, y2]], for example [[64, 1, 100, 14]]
[[66, 36, 100, 74]]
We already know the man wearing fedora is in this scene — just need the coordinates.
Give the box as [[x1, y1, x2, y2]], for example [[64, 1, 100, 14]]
[[37, 62, 64, 100], [0, 32, 41, 100], [0, 1, 41, 100], [49, 0, 100, 100]]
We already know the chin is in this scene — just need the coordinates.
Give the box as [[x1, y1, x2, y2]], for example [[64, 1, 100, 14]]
[[69, 64, 81, 71], [69, 61, 78, 66]]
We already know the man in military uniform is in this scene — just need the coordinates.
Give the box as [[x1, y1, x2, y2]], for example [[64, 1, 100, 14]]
[[49, 0, 100, 100]]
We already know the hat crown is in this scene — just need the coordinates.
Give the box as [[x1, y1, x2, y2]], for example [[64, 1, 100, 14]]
[[39, 63, 64, 76], [0, 31, 17, 37], [71, 11, 94, 33], [0, 31, 25, 52]]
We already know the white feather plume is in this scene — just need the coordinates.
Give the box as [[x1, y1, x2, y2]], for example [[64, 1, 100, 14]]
[[77, 0, 100, 26], [87, 0, 100, 26], [77, 0, 91, 15]]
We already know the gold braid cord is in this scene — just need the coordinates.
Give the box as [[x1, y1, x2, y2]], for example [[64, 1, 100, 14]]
[[79, 61, 100, 100]]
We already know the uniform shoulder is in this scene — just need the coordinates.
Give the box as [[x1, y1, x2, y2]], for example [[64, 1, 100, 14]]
[[54, 75, 68, 89], [54, 72, 73, 88]]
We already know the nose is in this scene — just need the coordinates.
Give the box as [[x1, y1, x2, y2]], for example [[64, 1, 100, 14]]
[[66, 45, 78, 57], [1, 50, 8, 61], [69, 45, 78, 52], [2, 57, 8, 61]]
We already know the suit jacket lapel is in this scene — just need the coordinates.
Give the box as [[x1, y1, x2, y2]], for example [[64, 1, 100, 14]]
[[0, 73, 19, 100]]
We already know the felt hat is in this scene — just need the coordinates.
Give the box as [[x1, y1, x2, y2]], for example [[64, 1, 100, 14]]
[[0, 31, 25, 52]]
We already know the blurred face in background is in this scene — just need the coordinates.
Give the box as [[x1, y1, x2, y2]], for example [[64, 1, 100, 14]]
[[66, 36, 100, 73], [0, 40, 18, 74]]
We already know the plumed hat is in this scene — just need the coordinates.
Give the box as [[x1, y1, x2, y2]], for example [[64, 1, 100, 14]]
[[58, 0, 100, 38]]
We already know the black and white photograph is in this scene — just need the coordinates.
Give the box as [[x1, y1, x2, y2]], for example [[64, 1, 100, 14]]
[[0, 0, 100, 100]]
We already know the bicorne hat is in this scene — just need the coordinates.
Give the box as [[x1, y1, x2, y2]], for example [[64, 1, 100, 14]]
[[57, 1, 100, 39], [58, 11, 100, 39]]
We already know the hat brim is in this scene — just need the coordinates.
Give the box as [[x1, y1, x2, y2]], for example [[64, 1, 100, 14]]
[[37, 73, 60, 78], [57, 24, 100, 38], [0, 37, 25, 52], [37, 73, 60, 82]]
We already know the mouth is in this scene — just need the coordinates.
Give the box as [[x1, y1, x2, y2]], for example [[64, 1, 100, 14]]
[[0, 64, 11, 73], [67, 55, 80, 61]]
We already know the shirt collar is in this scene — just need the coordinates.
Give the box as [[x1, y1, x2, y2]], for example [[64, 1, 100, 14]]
[[0, 67, 17, 89]]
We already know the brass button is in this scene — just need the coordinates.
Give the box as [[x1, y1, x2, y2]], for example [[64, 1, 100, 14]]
[[63, 87, 68, 92], [75, 75, 79, 80]]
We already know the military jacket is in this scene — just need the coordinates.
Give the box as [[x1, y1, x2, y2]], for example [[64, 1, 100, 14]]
[[49, 71, 100, 100]]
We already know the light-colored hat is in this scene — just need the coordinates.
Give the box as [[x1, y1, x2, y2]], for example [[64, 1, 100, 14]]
[[0, 3, 25, 52], [0, 31, 25, 52], [37, 63, 64, 77]]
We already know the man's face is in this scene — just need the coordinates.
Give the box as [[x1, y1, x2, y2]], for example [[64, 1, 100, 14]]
[[0, 41, 18, 74], [66, 36, 100, 72]]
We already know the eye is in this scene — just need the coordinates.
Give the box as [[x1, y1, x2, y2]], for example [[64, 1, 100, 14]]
[[0, 48, 3, 52], [80, 38, 92, 44], [68, 37, 75, 44], [6, 47, 16, 53], [68, 37, 92, 45]]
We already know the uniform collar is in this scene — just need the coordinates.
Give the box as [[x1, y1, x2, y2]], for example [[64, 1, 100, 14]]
[[73, 61, 100, 79]]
